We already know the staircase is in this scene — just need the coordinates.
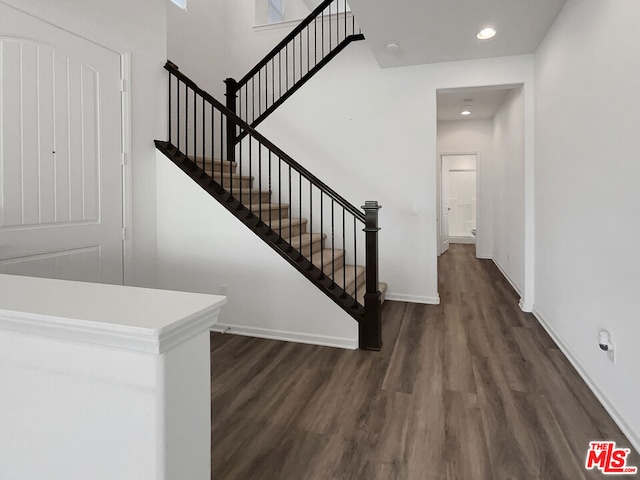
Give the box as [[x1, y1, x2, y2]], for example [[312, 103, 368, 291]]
[[156, 0, 385, 350]]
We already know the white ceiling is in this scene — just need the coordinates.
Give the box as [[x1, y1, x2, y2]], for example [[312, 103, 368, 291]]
[[348, 0, 566, 68], [437, 86, 518, 122]]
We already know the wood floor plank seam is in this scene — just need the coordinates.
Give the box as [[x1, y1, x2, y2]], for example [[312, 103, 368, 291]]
[[210, 244, 638, 479]]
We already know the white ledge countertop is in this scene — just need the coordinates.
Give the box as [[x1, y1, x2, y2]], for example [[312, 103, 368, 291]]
[[0, 274, 227, 354]]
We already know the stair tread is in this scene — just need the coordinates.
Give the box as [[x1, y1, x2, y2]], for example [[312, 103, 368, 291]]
[[193, 156, 237, 167], [211, 172, 254, 180], [248, 203, 288, 210], [289, 232, 326, 248], [356, 282, 388, 305], [230, 189, 271, 195], [330, 265, 366, 290], [308, 248, 344, 269], [268, 218, 308, 228]]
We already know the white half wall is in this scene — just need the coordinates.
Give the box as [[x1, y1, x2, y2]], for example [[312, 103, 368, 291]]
[[156, 152, 359, 349], [437, 119, 494, 258], [0, 0, 168, 287], [535, 0, 640, 450], [493, 87, 525, 295]]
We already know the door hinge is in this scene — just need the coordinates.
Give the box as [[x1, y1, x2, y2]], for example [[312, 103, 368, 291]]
[[120, 78, 126, 92], [122, 227, 126, 241]]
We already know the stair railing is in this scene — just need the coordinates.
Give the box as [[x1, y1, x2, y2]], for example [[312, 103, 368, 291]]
[[163, 62, 382, 350], [225, 0, 364, 149]]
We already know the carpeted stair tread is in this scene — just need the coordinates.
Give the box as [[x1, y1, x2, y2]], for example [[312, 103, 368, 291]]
[[331, 265, 365, 294], [195, 157, 238, 173], [308, 248, 344, 271], [289, 233, 326, 249]]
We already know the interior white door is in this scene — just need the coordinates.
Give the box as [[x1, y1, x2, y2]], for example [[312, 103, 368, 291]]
[[440, 156, 450, 255], [0, 5, 123, 284]]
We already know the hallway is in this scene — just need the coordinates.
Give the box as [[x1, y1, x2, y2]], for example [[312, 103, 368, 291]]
[[210, 244, 637, 479]]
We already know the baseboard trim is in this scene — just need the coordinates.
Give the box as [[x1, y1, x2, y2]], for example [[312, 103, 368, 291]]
[[532, 306, 640, 454], [385, 293, 440, 305], [210, 323, 358, 350], [492, 258, 522, 296], [476, 254, 492, 260], [449, 236, 476, 245]]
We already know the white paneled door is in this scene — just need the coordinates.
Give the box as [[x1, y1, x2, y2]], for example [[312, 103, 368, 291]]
[[0, 5, 123, 284]]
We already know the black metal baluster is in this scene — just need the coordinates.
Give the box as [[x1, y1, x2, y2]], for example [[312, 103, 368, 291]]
[[251, 77, 255, 123], [168, 74, 172, 145], [245, 86, 248, 127], [202, 96, 205, 172], [300, 32, 303, 79], [292, 35, 296, 85], [258, 69, 262, 117], [353, 216, 357, 302], [329, 4, 332, 50], [320, 193, 324, 274], [258, 139, 262, 221], [309, 181, 313, 265], [268, 151, 272, 229], [279, 51, 282, 99], [237, 125, 242, 200], [286, 45, 289, 91], [185, 86, 189, 159], [249, 135, 253, 209], [352, 9, 355, 35], [342, 208, 346, 296], [220, 110, 225, 193], [344, 0, 347, 40], [331, 199, 335, 282], [211, 104, 222, 185], [238, 84, 242, 124], [288, 166, 292, 246], [176, 79, 181, 151], [314, 17, 318, 66], [307, 25, 310, 74], [271, 59, 275, 107], [299, 173, 302, 258], [193, 88, 197, 167], [278, 158, 282, 237], [322, 10, 325, 58], [229, 117, 234, 197]]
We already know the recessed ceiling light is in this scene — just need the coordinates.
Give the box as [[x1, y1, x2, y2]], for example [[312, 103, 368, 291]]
[[477, 27, 496, 40], [385, 43, 400, 53], [461, 105, 471, 116]]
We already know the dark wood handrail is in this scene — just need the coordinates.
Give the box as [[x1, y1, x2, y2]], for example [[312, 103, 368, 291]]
[[235, 0, 335, 89], [165, 61, 365, 223]]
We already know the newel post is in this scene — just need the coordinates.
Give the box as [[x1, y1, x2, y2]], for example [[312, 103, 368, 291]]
[[361, 201, 382, 351], [224, 78, 238, 164]]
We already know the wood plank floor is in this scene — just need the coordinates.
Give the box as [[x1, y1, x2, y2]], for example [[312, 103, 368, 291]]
[[210, 244, 638, 479]]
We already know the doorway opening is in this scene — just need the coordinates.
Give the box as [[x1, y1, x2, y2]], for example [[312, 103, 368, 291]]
[[442, 154, 477, 249], [436, 84, 527, 305]]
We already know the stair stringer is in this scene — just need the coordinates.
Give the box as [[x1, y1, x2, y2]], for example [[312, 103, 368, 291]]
[[156, 142, 365, 343]]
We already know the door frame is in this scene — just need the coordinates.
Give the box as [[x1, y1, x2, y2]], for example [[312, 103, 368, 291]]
[[437, 152, 481, 257], [0, 2, 132, 285]]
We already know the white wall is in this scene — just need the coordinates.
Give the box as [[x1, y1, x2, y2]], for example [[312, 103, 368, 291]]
[[0, 0, 168, 287], [258, 44, 534, 304], [156, 154, 359, 348], [168, 0, 228, 98], [493, 88, 525, 294], [437, 119, 494, 258], [535, 0, 640, 450]]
